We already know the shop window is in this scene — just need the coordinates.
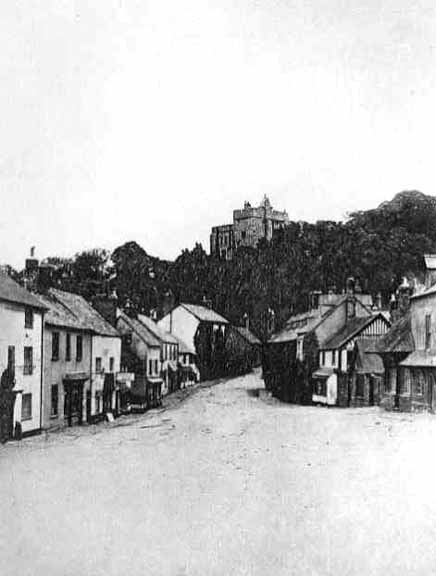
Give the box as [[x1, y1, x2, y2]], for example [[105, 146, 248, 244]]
[[314, 379, 327, 396], [356, 375, 365, 398], [414, 370, 425, 396], [22, 393, 32, 420]]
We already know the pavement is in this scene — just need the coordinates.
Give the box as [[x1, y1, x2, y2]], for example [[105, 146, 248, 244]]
[[2, 369, 436, 575]]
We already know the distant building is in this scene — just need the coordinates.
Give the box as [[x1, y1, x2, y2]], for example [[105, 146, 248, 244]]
[[158, 302, 229, 380], [210, 195, 289, 259]]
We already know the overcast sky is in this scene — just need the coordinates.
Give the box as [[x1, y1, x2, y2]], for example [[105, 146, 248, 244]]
[[1, 0, 436, 267]]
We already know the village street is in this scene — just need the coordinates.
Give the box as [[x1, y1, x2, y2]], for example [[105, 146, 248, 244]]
[[2, 370, 436, 576]]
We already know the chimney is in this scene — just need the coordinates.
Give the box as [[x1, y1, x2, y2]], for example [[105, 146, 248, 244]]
[[397, 277, 413, 317], [346, 277, 355, 296], [375, 292, 382, 310], [243, 313, 249, 330], [24, 247, 40, 292], [202, 296, 212, 309], [346, 277, 356, 319]]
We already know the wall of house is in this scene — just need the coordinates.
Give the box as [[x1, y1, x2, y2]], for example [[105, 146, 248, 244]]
[[0, 303, 44, 435], [42, 326, 92, 429], [410, 295, 436, 351], [159, 307, 200, 354]]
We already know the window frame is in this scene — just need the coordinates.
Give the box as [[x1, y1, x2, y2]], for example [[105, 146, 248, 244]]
[[21, 393, 32, 420], [76, 335, 83, 362], [23, 346, 33, 376], [24, 307, 34, 329], [65, 333, 71, 362], [52, 332, 60, 361]]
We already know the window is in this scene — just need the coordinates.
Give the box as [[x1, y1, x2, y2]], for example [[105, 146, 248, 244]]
[[25, 307, 34, 329], [414, 369, 425, 396], [76, 335, 83, 362], [242, 231, 246, 240], [321, 351, 326, 365], [95, 391, 102, 414], [426, 315, 432, 350], [109, 357, 115, 372], [332, 350, 336, 366], [149, 359, 153, 375], [23, 347, 33, 375], [7, 346, 15, 379], [22, 393, 32, 420], [65, 333, 71, 361], [314, 379, 327, 396], [386, 368, 396, 393], [154, 359, 159, 375], [401, 369, 411, 395], [52, 332, 60, 361], [356, 375, 365, 398], [95, 357, 102, 373], [51, 385, 58, 417]]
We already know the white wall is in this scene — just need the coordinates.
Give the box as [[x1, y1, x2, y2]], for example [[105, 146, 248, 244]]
[[0, 301, 43, 434], [159, 307, 199, 353]]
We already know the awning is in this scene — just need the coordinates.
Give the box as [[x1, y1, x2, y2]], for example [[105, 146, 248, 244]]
[[312, 367, 335, 379], [400, 350, 436, 368], [63, 371, 89, 382]]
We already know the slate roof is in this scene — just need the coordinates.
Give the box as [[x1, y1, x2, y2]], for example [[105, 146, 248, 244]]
[[137, 314, 179, 345], [118, 311, 161, 347], [375, 312, 414, 354], [0, 273, 46, 310], [268, 312, 321, 344], [233, 326, 262, 345], [411, 283, 436, 300], [354, 340, 384, 374], [37, 292, 90, 331], [50, 289, 119, 337], [322, 316, 382, 350], [180, 303, 229, 324]]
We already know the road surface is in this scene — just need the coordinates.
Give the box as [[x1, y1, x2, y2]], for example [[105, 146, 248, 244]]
[[1, 370, 436, 575]]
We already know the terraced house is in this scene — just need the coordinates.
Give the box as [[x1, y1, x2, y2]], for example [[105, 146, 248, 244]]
[[0, 273, 46, 441]]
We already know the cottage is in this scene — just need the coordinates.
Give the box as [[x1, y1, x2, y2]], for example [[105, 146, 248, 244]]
[[138, 314, 179, 395], [314, 313, 390, 407], [0, 273, 46, 441], [116, 311, 163, 409], [49, 290, 122, 421], [37, 291, 92, 428], [158, 303, 229, 381], [175, 336, 200, 387], [263, 278, 388, 405]]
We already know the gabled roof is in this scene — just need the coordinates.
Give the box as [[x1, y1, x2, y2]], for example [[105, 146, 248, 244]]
[[117, 311, 161, 348], [180, 303, 229, 324], [37, 292, 90, 331], [354, 340, 384, 374], [268, 311, 322, 344], [411, 283, 436, 300], [233, 325, 262, 345], [375, 312, 414, 354], [322, 314, 387, 350], [137, 314, 179, 345], [0, 273, 46, 310], [174, 336, 195, 355], [50, 289, 119, 337]]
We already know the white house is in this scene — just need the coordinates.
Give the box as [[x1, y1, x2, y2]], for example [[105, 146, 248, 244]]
[[0, 273, 46, 440]]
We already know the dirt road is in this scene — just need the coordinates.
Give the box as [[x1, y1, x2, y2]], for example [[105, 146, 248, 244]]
[[1, 370, 436, 575]]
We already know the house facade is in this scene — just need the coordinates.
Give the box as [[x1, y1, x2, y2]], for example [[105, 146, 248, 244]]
[[138, 314, 179, 395], [158, 303, 229, 380], [263, 279, 386, 405], [38, 291, 92, 429], [175, 336, 200, 387], [313, 313, 390, 407], [0, 274, 46, 441], [48, 289, 122, 422], [116, 311, 163, 409]]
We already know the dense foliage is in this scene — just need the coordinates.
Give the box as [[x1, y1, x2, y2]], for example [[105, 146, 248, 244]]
[[28, 190, 436, 340]]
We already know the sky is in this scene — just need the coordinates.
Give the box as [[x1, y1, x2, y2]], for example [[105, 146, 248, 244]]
[[1, 0, 436, 268]]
